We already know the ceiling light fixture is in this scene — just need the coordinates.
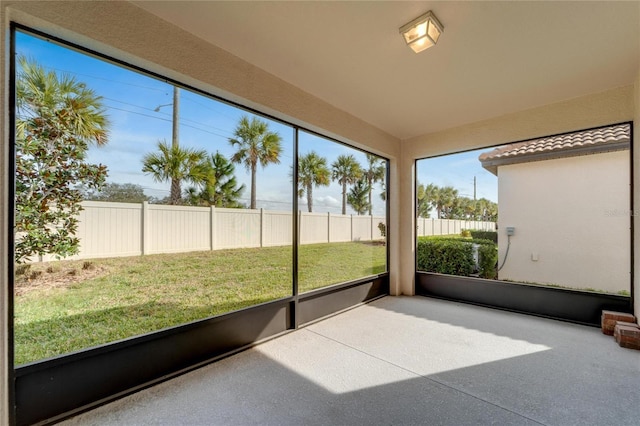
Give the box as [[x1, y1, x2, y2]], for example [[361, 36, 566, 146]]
[[399, 11, 444, 53]]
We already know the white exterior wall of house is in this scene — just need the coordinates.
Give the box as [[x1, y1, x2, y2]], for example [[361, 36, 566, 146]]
[[497, 150, 630, 294]]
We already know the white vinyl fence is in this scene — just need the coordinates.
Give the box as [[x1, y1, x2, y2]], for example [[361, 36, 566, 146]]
[[416, 217, 495, 236], [31, 201, 495, 262]]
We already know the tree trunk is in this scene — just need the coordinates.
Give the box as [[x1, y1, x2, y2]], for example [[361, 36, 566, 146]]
[[342, 182, 347, 215], [250, 162, 257, 209], [170, 178, 181, 205], [368, 179, 372, 216], [170, 87, 181, 205], [307, 183, 313, 213]]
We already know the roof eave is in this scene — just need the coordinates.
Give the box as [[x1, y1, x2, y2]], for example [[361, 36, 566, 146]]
[[479, 139, 629, 173]]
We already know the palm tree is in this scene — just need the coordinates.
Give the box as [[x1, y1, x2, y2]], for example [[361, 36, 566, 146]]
[[141, 140, 208, 205], [228, 115, 282, 209], [416, 183, 436, 218], [364, 154, 385, 216], [347, 178, 371, 215], [476, 197, 498, 222], [298, 151, 330, 212], [427, 184, 443, 218], [451, 196, 475, 220], [15, 56, 110, 262], [461, 197, 476, 220], [16, 55, 109, 146], [331, 154, 363, 215], [380, 181, 387, 202], [185, 152, 245, 207], [439, 186, 459, 219]]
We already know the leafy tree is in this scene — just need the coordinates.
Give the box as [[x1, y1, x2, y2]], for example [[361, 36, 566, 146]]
[[438, 186, 459, 219], [364, 154, 385, 216], [417, 182, 498, 221], [229, 115, 282, 209], [15, 56, 109, 263], [347, 178, 371, 215], [148, 195, 172, 205], [298, 151, 330, 212], [83, 182, 151, 203], [475, 197, 498, 222], [380, 181, 387, 202], [331, 154, 362, 215], [141, 140, 209, 205], [417, 183, 437, 218], [185, 152, 245, 208], [463, 198, 479, 220], [427, 185, 442, 218]]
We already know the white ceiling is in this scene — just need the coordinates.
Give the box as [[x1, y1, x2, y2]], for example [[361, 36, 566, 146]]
[[133, 1, 639, 140]]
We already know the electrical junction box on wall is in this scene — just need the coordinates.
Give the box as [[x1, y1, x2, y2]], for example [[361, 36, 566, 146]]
[[506, 227, 515, 236]]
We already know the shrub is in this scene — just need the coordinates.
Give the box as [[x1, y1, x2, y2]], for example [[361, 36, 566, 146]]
[[461, 229, 471, 238], [471, 238, 496, 246], [418, 236, 468, 243], [478, 243, 498, 279], [378, 222, 386, 237], [28, 270, 42, 280], [417, 235, 498, 278], [470, 230, 497, 243], [417, 239, 474, 276], [15, 264, 31, 276]]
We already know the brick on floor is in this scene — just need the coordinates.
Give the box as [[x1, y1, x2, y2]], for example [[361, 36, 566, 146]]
[[614, 322, 640, 350], [601, 310, 636, 335]]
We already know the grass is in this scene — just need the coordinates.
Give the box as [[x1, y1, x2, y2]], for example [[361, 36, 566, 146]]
[[500, 279, 631, 296], [14, 241, 386, 365]]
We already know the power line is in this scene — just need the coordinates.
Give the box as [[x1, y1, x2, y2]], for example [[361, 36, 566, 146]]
[[103, 96, 238, 137], [104, 104, 231, 140], [43, 65, 169, 93], [37, 65, 286, 140], [104, 105, 172, 123], [103, 103, 295, 161], [181, 93, 239, 122], [30, 64, 296, 156]]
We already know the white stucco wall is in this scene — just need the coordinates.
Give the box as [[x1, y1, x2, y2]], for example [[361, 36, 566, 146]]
[[496, 150, 630, 294]]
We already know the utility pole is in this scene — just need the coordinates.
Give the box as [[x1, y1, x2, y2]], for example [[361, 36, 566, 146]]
[[172, 86, 179, 149], [155, 86, 181, 204], [473, 176, 476, 201]]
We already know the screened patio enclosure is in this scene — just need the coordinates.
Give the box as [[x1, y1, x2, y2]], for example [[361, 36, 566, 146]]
[[0, 1, 639, 425]]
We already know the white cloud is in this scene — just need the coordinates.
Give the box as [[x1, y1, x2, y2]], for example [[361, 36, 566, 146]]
[[316, 195, 340, 208]]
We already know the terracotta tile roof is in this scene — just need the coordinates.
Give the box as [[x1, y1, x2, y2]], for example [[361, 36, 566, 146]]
[[479, 123, 630, 175]]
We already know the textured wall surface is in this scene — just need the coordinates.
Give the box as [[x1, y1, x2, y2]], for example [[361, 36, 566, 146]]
[[497, 150, 630, 294]]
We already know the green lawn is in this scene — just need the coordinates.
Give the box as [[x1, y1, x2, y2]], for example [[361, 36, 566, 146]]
[[14, 241, 386, 365]]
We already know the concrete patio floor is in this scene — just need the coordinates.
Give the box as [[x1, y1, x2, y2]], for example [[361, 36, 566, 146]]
[[61, 296, 640, 425]]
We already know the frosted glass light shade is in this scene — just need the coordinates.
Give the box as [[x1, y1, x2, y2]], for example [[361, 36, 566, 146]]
[[399, 11, 444, 53]]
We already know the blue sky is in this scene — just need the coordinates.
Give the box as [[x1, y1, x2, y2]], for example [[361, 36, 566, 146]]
[[16, 30, 495, 216], [416, 150, 498, 205]]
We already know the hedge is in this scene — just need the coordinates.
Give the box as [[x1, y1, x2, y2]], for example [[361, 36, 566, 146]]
[[417, 236, 498, 278], [417, 239, 474, 276], [469, 230, 497, 243], [478, 243, 498, 279]]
